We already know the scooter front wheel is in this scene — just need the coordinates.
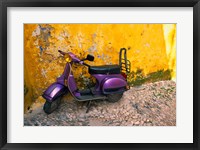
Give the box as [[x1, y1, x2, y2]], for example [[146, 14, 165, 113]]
[[43, 97, 61, 114], [107, 93, 123, 103]]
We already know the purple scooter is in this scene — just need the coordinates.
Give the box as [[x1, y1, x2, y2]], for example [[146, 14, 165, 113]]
[[42, 48, 131, 114]]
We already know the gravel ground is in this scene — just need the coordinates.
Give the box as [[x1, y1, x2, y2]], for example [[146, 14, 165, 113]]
[[24, 80, 176, 126]]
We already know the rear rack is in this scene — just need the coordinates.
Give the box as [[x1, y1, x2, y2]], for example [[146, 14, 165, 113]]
[[119, 48, 131, 74]]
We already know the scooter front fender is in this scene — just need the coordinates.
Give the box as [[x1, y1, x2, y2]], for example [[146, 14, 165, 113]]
[[42, 82, 67, 102]]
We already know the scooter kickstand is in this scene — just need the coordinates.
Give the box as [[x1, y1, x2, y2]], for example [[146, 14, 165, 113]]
[[86, 100, 92, 113]]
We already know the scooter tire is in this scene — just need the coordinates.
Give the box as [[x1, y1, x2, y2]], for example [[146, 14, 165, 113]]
[[43, 97, 61, 114], [107, 93, 123, 103]]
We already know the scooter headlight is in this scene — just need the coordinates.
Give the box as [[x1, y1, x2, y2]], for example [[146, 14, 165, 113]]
[[64, 53, 72, 62]]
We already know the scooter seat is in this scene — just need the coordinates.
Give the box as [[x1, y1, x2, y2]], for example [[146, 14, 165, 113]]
[[89, 65, 120, 74]]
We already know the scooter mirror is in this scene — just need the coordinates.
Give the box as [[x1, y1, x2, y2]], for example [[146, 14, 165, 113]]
[[86, 54, 94, 61]]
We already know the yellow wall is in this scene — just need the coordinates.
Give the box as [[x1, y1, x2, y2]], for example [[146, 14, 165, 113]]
[[24, 24, 176, 112], [163, 24, 176, 81]]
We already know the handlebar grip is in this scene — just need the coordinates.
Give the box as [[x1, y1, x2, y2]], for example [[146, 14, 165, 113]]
[[58, 50, 66, 55], [83, 62, 90, 67]]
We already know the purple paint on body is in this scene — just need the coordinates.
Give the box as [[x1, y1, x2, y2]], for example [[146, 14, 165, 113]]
[[103, 77, 127, 89], [92, 74, 126, 91], [74, 92, 81, 98], [68, 75, 77, 93], [43, 83, 66, 101], [57, 75, 65, 85], [49, 86, 62, 98], [68, 52, 81, 63]]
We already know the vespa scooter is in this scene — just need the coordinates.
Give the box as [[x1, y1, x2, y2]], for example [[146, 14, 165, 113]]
[[42, 48, 131, 114]]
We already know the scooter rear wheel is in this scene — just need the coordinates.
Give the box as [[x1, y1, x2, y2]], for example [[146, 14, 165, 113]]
[[43, 97, 61, 114], [107, 93, 123, 103]]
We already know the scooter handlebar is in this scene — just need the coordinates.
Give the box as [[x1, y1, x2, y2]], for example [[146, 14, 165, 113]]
[[58, 50, 67, 55], [58, 50, 90, 67], [82, 62, 90, 67]]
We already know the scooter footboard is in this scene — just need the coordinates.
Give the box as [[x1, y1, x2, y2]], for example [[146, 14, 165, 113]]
[[42, 82, 67, 102]]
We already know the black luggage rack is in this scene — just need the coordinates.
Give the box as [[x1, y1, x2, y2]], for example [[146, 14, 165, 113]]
[[119, 48, 131, 74]]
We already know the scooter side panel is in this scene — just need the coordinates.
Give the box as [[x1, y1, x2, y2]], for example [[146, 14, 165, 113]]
[[102, 77, 127, 94], [92, 74, 125, 93], [42, 82, 67, 102]]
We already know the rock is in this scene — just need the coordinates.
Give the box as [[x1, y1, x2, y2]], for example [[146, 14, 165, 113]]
[[79, 114, 85, 118], [127, 123, 133, 126], [78, 118, 85, 122], [135, 121, 140, 125], [78, 122, 82, 126], [98, 107, 102, 110], [101, 115, 105, 118], [126, 112, 129, 116], [140, 121, 144, 125]]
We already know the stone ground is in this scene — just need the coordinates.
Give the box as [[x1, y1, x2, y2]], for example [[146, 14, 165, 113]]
[[24, 80, 176, 126]]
